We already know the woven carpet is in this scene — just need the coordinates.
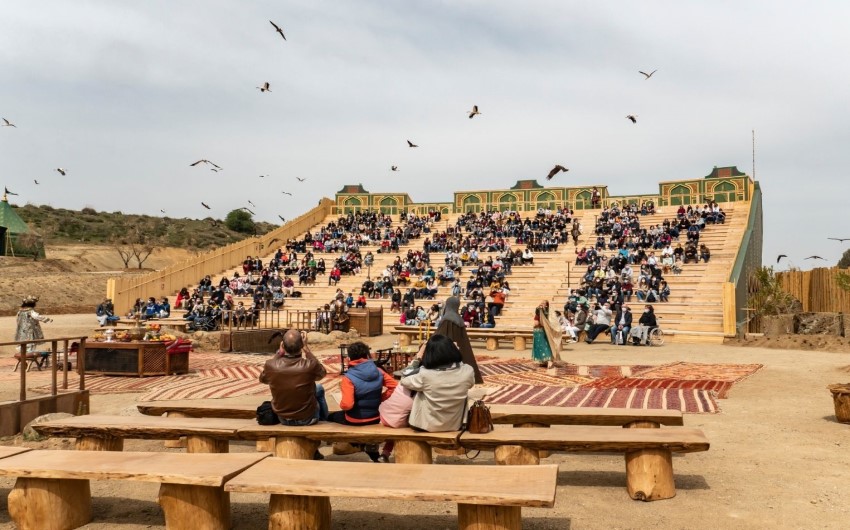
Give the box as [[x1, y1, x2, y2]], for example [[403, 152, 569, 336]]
[[580, 377, 737, 399], [483, 384, 719, 413], [634, 361, 763, 382]]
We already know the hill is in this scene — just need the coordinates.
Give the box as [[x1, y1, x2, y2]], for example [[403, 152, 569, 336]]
[[12, 203, 276, 250]]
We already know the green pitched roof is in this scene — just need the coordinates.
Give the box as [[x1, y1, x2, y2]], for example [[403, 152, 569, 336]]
[[0, 198, 32, 233], [704, 166, 746, 179]]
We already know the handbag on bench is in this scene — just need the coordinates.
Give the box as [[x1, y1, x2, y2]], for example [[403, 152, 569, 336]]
[[465, 400, 493, 434]]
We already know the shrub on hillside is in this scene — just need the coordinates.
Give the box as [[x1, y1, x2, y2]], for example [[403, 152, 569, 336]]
[[225, 209, 256, 234]]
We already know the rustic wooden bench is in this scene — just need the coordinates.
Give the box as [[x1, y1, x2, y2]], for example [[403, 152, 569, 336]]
[[460, 425, 710, 501], [0, 446, 31, 459], [31, 414, 256, 453], [224, 457, 558, 530], [393, 325, 571, 351], [0, 449, 267, 530], [237, 423, 460, 464]]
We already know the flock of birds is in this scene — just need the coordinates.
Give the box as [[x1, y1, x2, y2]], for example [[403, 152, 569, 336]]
[[776, 237, 849, 264]]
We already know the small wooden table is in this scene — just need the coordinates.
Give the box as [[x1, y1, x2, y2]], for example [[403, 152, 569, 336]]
[[84, 341, 188, 377]]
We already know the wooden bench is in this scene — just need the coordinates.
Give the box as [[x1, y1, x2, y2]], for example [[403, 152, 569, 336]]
[[0, 446, 31, 459], [224, 458, 558, 530], [460, 425, 710, 501], [393, 325, 571, 352], [0, 449, 267, 530], [237, 423, 460, 464], [31, 414, 256, 453]]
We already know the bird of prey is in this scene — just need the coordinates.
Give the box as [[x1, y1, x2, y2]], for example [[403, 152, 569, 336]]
[[160, 209, 166, 214], [55, 168, 67, 175], [805, 255, 825, 260], [4, 187, 18, 196], [639, 69, 657, 80], [296, 177, 306, 182], [546, 165, 568, 181], [201, 202, 211, 210], [267, 330, 284, 344], [776, 254, 787, 264], [626, 115, 637, 124], [391, 166, 398, 171], [2, 118, 16, 127], [33, 179, 39, 185], [278, 215, 286, 222], [241, 207, 255, 215], [828, 237, 850, 242], [257, 82, 271, 92], [468, 105, 481, 119], [210, 168, 220, 172], [259, 175, 267, 178], [190, 159, 221, 169], [269, 20, 286, 41], [282, 191, 292, 196], [248, 200, 256, 207], [407, 140, 418, 148]]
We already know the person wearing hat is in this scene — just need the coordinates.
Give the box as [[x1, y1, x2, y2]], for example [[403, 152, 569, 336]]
[[16, 296, 52, 352], [96, 298, 120, 326]]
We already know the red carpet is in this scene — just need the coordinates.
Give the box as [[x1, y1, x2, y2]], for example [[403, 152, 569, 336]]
[[580, 377, 736, 398]]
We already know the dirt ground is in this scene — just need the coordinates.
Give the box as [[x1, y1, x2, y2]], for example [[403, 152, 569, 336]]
[[1, 313, 849, 529]]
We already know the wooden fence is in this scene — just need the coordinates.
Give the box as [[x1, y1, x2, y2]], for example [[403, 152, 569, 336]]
[[776, 267, 850, 314], [106, 198, 334, 314]]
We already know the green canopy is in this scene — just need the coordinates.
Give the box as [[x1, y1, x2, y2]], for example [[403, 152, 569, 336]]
[[0, 196, 32, 234]]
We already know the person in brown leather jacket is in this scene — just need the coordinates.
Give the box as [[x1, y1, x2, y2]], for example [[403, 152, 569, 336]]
[[259, 329, 328, 426]]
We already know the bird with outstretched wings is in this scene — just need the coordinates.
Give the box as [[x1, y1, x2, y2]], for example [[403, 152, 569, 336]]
[[546, 165, 568, 181], [468, 105, 481, 119], [407, 140, 418, 148], [201, 202, 211, 210], [269, 20, 286, 41], [626, 115, 637, 124], [805, 255, 825, 260], [2, 118, 16, 127], [257, 82, 271, 92], [278, 215, 286, 222], [190, 159, 221, 169], [776, 254, 787, 264], [55, 168, 67, 175], [828, 237, 850, 243], [639, 69, 657, 80], [4, 187, 18, 196]]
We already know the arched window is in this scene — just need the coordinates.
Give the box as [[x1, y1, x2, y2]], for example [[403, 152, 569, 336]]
[[498, 193, 517, 212], [574, 191, 592, 210], [669, 185, 692, 206], [712, 181, 737, 203], [536, 191, 555, 211], [462, 195, 481, 213], [379, 196, 398, 215], [343, 197, 361, 214]]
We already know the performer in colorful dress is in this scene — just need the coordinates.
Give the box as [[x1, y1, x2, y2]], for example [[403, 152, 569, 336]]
[[531, 300, 562, 368], [15, 295, 52, 352]]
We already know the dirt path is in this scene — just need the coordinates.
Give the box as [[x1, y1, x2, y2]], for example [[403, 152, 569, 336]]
[[1, 315, 849, 529]]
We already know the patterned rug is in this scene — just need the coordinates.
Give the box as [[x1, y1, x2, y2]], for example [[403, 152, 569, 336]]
[[580, 377, 737, 399], [634, 361, 763, 383], [483, 384, 719, 413]]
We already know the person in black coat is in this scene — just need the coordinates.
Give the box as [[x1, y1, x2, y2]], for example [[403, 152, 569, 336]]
[[609, 305, 633, 345], [631, 305, 658, 346]]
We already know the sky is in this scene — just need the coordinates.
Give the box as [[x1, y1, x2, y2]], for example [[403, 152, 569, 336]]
[[1, 1, 849, 269]]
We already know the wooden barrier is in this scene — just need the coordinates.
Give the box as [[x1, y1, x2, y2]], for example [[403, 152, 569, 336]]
[[777, 267, 850, 314]]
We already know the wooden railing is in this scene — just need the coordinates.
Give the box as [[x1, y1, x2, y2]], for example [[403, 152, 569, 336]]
[[2, 336, 88, 402], [219, 309, 284, 332], [107, 198, 334, 314]]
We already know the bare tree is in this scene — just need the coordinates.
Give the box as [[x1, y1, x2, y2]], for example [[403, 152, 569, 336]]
[[129, 229, 156, 269], [114, 243, 134, 268]]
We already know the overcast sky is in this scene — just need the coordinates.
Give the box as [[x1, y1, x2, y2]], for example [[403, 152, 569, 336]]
[[1, 1, 848, 269]]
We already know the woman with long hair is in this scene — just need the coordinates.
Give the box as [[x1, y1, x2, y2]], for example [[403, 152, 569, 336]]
[[532, 300, 562, 368]]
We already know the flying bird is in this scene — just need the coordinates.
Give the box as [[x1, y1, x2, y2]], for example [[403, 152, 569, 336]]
[[241, 207, 255, 215], [639, 69, 658, 80], [391, 166, 398, 171], [468, 105, 481, 119], [278, 215, 286, 222], [190, 159, 221, 169], [257, 82, 271, 92], [2, 118, 16, 127], [33, 179, 39, 185], [4, 187, 18, 196], [281, 191, 292, 196], [267, 330, 284, 344], [259, 175, 267, 178], [407, 140, 418, 148], [160, 209, 166, 214], [805, 255, 825, 260], [269, 20, 286, 41], [210, 168, 220, 172], [626, 115, 637, 124], [828, 237, 850, 243], [546, 165, 568, 181], [201, 202, 211, 210], [55, 168, 67, 175], [776, 254, 787, 264], [248, 200, 256, 207], [296, 177, 306, 182]]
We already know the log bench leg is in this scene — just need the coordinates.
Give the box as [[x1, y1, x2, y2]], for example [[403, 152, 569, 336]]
[[494, 445, 540, 466], [485, 337, 499, 351], [433, 447, 467, 457], [394, 440, 433, 464], [159, 483, 230, 530], [269, 494, 331, 530], [257, 437, 275, 452], [75, 435, 123, 451], [625, 448, 675, 501], [164, 411, 189, 449], [512, 336, 527, 351], [274, 436, 320, 459], [186, 435, 229, 453], [458, 503, 521, 530], [515, 422, 551, 459], [398, 334, 412, 347], [8, 477, 91, 530]]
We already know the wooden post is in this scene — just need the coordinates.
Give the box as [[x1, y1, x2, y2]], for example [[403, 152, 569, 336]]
[[8, 477, 92, 530], [485, 337, 498, 351], [512, 336, 526, 351], [274, 437, 320, 459], [159, 483, 230, 530], [75, 435, 123, 451], [394, 440, 433, 464], [186, 435, 229, 454], [19, 344, 27, 401], [398, 334, 412, 347], [268, 494, 331, 530], [494, 445, 540, 466], [623, 420, 674, 501], [257, 438, 275, 452], [164, 411, 189, 448], [458, 503, 521, 530]]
